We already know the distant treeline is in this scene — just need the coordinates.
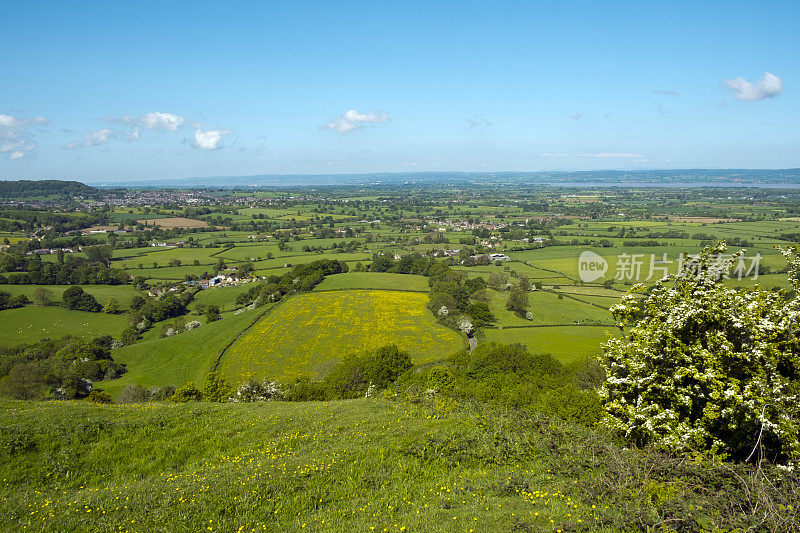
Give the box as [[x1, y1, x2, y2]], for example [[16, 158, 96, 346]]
[[0, 248, 128, 285], [0, 180, 100, 199]]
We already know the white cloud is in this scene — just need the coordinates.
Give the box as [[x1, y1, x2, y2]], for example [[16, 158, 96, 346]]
[[64, 128, 115, 149], [126, 127, 141, 142], [191, 128, 232, 150], [571, 112, 585, 120], [320, 109, 389, 133], [724, 72, 784, 101], [653, 90, 679, 96], [0, 114, 50, 159], [0, 115, 18, 128], [1, 141, 24, 153], [142, 112, 186, 131]]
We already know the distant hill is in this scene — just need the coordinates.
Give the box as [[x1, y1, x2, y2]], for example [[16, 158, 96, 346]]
[[94, 168, 800, 188], [0, 179, 100, 199]]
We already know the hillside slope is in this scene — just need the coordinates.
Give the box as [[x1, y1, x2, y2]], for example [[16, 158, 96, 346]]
[[1, 398, 795, 532]]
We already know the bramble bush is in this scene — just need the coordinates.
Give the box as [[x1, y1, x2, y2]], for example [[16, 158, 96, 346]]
[[601, 242, 800, 466]]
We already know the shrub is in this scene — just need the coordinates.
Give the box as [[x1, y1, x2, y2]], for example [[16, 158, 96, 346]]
[[102, 298, 120, 314], [230, 378, 282, 402], [0, 291, 26, 311], [200, 372, 231, 402], [601, 243, 800, 466], [87, 390, 113, 404], [0, 362, 46, 400], [365, 344, 413, 389], [171, 382, 203, 403], [120, 327, 140, 345], [119, 384, 152, 403], [426, 367, 456, 394], [205, 305, 221, 322], [62, 285, 101, 312], [151, 385, 175, 401]]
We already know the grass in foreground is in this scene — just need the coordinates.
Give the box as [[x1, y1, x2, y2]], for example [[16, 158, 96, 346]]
[[0, 398, 796, 532]]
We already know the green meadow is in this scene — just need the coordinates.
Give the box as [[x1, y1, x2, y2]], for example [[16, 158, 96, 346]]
[[483, 325, 616, 365], [314, 272, 430, 292], [96, 304, 275, 397], [0, 306, 130, 347]]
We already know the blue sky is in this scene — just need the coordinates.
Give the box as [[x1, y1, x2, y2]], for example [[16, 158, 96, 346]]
[[1, 0, 798, 181]]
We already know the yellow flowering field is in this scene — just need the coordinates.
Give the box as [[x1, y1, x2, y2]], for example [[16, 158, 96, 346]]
[[219, 290, 464, 382]]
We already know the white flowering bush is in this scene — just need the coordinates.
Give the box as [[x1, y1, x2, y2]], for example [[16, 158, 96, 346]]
[[185, 320, 201, 331], [601, 242, 800, 466], [458, 317, 474, 335], [437, 305, 449, 316], [229, 378, 283, 402]]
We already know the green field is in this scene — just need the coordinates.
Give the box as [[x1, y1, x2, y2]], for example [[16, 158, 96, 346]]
[[486, 289, 614, 327], [188, 283, 258, 312], [220, 290, 464, 382], [483, 325, 616, 365], [314, 272, 430, 292], [96, 305, 276, 397], [0, 306, 130, 347]]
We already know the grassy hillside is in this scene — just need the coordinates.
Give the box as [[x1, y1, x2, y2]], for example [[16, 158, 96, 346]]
[[95, 305, 276, 397], [220, 290, 464, 382], [1, 398, 794, 532]]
